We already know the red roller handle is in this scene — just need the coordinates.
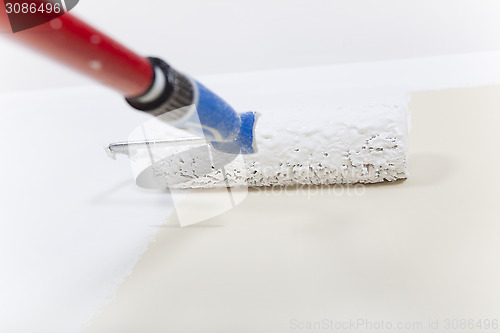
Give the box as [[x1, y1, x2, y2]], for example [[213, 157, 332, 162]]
[[0, 3, 153, 98]]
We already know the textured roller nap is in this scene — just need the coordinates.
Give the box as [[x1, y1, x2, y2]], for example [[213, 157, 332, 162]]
[[149, 101, 409, 189]]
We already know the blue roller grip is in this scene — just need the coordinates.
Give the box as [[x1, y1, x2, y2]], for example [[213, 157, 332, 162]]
[[126, 57, 259, 154]]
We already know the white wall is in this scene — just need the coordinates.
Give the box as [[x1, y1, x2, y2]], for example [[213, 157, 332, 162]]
[[1, 0, 500, 92]]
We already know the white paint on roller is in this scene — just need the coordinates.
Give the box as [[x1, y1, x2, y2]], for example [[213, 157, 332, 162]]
[[152, 100, 409, 188], [246, 102, 408, 186]]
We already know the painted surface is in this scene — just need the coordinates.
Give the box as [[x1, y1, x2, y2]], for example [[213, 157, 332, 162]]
[[87, 85, 500, 333], [1, 52, 500, 332]]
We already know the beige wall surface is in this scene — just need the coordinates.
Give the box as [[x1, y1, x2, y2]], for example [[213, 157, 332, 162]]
[[86, 85, 500, 332]]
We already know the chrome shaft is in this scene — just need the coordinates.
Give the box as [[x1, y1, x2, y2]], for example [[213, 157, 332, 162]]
[[105, 137, 206, 159]]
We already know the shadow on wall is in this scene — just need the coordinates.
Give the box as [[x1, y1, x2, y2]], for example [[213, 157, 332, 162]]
[[406, 153, 455, 187]]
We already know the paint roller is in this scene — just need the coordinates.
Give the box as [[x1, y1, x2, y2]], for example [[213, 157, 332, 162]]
[[1, 3, 410, 190]]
